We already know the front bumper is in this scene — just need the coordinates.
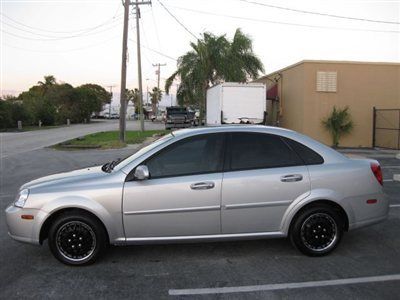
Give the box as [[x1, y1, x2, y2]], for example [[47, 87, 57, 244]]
[[5, 205, 42, 245]]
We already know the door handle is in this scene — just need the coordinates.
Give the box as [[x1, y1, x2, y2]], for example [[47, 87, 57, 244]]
[[190, 181, 215, 190], [281, 174, 303, 182]]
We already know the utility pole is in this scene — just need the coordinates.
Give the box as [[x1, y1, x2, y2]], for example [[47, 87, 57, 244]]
[[118, 0, 130, 142], [135, 0, 151, 132], [146, 79, 149, 105], [152, 63, 166, 115], [106, 85, 116, 118], [153, 63, 166, 90], [119, 0, 151, 140]]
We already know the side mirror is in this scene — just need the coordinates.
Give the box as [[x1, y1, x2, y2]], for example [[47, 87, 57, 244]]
[[134, 165, 149, 180]]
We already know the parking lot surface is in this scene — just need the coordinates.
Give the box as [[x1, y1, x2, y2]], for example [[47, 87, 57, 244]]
[[0, 119, 164, 159], [0, 130, 399, 299]]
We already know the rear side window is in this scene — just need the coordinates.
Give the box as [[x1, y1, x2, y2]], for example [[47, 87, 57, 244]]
[[283, 138, 324, 165], [229, 132, 303, 171], [146, 133, 225, 178]]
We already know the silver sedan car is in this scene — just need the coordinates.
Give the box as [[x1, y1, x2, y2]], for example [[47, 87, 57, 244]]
[[5, 126, 388, 265]]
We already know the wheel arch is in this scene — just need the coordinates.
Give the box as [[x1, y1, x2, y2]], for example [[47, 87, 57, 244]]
[[286, 200, 349, 235], [39, 207, 110, 245]]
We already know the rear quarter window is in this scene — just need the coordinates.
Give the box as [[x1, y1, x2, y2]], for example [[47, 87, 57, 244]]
[[283, 137, 324, 165]]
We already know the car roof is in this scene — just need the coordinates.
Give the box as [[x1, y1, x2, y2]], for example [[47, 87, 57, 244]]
[[170, 125, 347, 163], [172, 125, 295, 137]]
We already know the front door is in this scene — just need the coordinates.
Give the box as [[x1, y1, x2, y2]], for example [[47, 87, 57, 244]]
[[123, 133, 225, 238], [221, 132, 311, 234]]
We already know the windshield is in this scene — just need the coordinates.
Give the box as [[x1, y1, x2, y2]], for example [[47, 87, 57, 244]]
[[110, 133, 175, 172]]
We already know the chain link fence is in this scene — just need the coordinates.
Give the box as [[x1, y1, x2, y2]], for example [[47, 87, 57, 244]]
[[373, 107, 400, 149]]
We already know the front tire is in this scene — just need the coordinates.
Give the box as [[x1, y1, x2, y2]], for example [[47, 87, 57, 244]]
[[48, 212, 107, 266], [290, 205, 344, 256]]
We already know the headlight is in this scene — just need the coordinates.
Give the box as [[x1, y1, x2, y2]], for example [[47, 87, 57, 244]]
[[14, 189, 29, 208]]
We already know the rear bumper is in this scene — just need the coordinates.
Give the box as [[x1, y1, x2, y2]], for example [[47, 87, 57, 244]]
[[347, 193, 389, 230], [348, 214, 388, 230]]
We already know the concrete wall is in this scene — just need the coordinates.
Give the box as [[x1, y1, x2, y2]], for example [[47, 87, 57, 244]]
[[258, 61, 400, 147]]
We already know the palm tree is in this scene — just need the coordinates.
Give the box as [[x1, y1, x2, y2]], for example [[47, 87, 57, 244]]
[[165, 29, 264, 117], [322, 106, 354, 147], [37, 75, 56, 95], [224, 29, 265, 82], [38, 75, 56, 87], [126, 88, 140, 107], [149, 87, 162, 115]]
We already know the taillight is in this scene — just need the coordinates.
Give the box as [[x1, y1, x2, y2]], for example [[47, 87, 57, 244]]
[[370, 163, 383, 186]]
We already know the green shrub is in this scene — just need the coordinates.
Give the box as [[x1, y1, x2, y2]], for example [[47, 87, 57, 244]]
[[322, 106, 354, 147]]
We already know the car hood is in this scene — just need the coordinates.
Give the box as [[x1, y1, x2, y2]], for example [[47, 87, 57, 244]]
[[20, 166, 106, 191]]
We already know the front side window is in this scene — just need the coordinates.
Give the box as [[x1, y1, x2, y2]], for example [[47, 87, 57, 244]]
[[146, 133, 225, 178], [229, 132, 303, 171]]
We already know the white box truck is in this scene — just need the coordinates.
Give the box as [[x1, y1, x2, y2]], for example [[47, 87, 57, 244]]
[[206, 82, 266, 125]]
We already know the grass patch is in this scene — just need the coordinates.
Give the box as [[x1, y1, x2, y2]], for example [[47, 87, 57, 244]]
[[55, 130, 168, 150]]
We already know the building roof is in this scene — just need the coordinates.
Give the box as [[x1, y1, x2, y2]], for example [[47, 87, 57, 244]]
[[257, 60, 400, 81]]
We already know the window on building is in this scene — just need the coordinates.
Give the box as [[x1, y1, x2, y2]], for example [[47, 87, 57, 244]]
[[316, 71, 337, 92]]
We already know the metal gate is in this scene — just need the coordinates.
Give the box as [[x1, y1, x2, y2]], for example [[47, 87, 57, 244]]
[[373, 107, 400, 149]]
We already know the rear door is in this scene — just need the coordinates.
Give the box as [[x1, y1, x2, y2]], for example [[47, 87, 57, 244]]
[[221, 132, 311, 234]]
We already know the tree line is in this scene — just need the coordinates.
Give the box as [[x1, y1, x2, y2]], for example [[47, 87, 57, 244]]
[[0, 75, 111, 129]]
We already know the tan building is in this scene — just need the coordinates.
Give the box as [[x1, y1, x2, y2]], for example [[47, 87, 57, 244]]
[[255, 60, 400, 148]]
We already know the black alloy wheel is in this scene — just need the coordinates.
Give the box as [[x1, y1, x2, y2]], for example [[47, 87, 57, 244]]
[[290, 205, 344, 256], [48, 212, 107, 265]]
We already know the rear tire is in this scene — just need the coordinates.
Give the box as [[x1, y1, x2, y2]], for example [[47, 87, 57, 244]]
[[48, 212, 107, 266], [290, 205, 344, 256]]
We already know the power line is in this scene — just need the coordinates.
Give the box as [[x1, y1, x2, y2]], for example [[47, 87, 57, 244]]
[[138, 16, 154, 65], [1, 16, 122, 39], [155, 0, 198, 40], [151, 5, 162, 51], [129, 37, 177, 61], [3, 35, 120, 53], [239, 0, 400, 25], [144, 45, 177, 61], [1, 20, 62, 38], [167, 5, 400, 34], [1, 20, 122, 41], [0, 11, 123, 34]]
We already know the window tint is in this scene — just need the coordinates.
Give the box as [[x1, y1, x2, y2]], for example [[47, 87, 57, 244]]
[[229, 133, 302, 170], [283, 138, 324, 165], [146, 133, 224, 178]]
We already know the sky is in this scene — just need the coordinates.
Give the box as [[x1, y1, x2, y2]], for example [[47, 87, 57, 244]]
[[1, 0, 399, 105]]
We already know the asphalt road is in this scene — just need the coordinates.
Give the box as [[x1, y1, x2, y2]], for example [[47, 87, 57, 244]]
[[0, 128, 399, 299], [0, 119, 164, 159]]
